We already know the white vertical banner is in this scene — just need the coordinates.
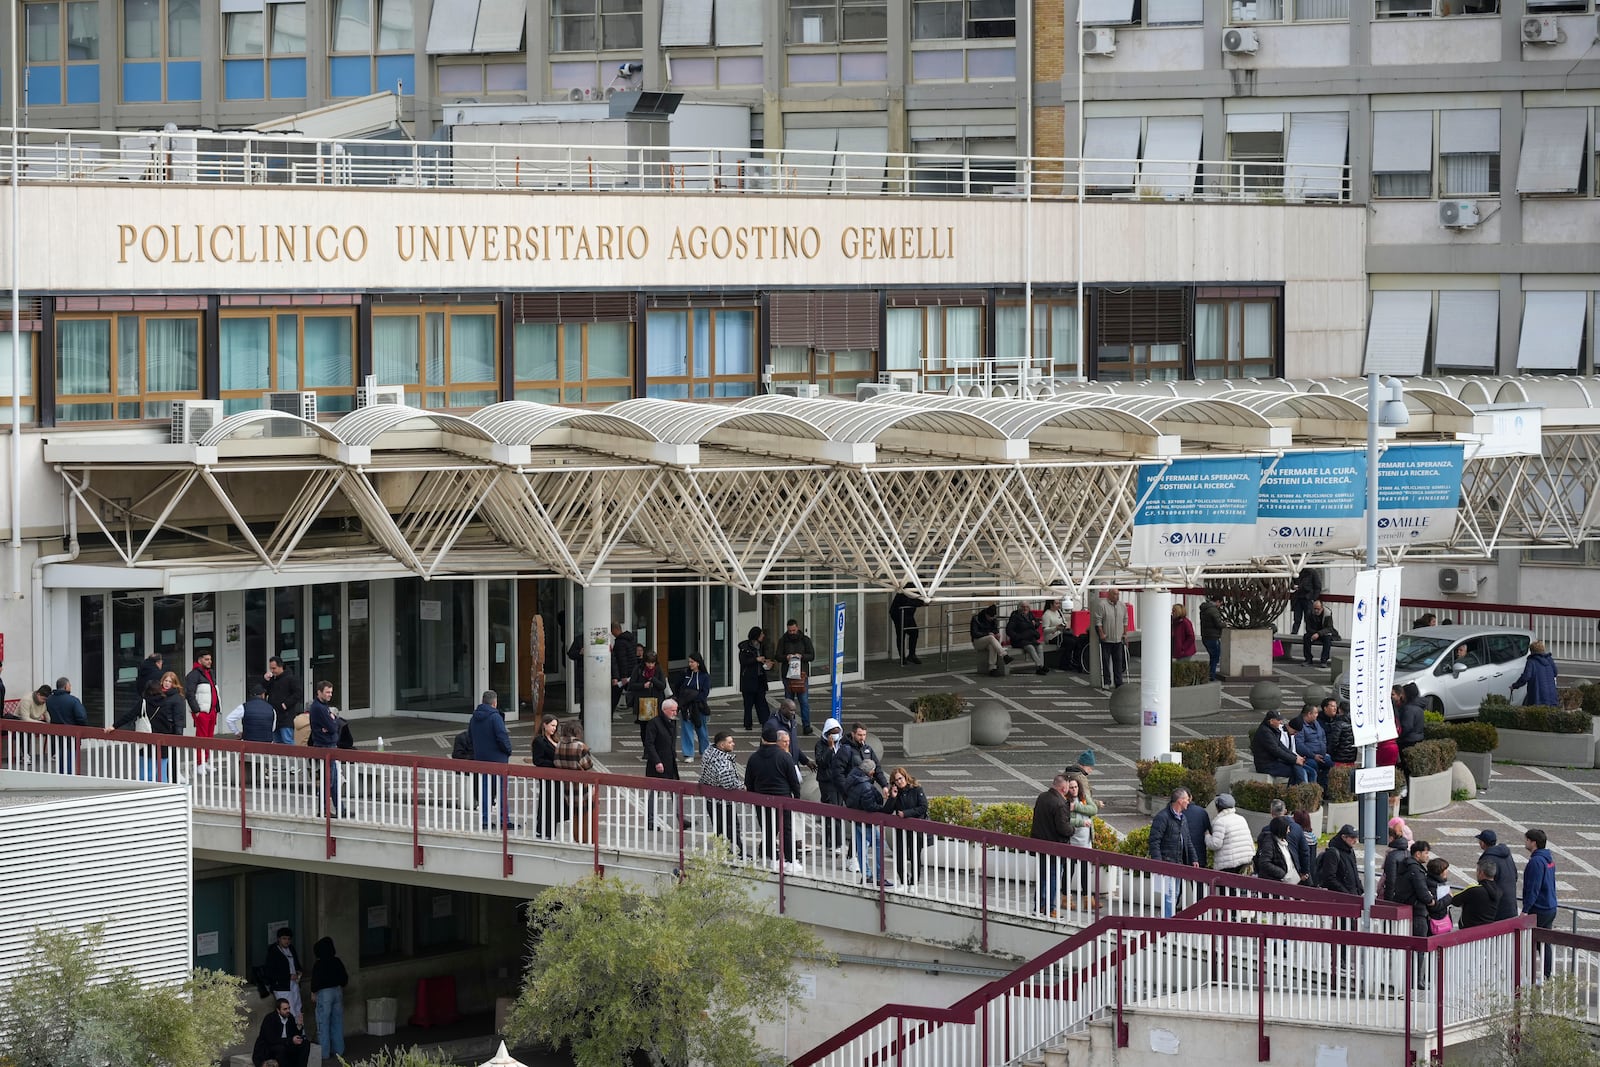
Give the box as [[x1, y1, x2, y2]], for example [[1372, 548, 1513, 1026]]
[[1372, 567, 1403, 743], [1348, 568, 1380, 747]]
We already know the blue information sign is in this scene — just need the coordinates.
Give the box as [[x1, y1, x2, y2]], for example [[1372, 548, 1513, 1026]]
[[831, 601, 847, 719]]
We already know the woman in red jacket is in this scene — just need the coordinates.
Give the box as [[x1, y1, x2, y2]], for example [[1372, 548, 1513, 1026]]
[[1171, 603, 1197, 661]]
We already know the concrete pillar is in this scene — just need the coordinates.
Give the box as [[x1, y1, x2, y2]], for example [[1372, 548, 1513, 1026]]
[[581, 579, 613, 753], [1138, 588, 1173, 761]]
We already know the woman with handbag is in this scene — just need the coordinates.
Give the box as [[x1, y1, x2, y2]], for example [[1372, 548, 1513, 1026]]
[[553, 719, 595, 842], [629, 650, 668, 748], [677, 652, 712, 764]]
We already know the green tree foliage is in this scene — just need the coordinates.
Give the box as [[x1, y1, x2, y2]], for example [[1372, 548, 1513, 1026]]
[[1466, 976, 1598, 1066], [345, 1047, 460, 1067], [0, 924, 247, 1067], [506, 851, 828, 1067]]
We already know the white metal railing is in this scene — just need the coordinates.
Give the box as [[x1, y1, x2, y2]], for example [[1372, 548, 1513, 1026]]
[[0, 126, 1353, 205]]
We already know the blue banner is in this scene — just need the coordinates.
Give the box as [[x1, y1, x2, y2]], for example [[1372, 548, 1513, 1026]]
[[1131, 457, 1261, 567], [1257, 450, 1367, 555], [1376, 444, 1466, 548]]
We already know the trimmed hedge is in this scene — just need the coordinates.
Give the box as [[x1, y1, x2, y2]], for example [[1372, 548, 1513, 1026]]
[[1478, 702, 1594, 735], [1328, 765, 1408, 802], [975, 802, 1034, 838], [1115, 825, 1151, 857], [1172, 659, 1213, 688], [1176, 736, 1237, 774], [1136, 761, 1216, 807], [1233, 778, 1324, 813], [911, 692, 969, 723], [1403, 738, 1457, 778], [1423, 720, 1499, 753]]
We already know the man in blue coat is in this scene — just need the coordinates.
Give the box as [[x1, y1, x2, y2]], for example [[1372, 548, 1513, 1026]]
[[1294, 703, 1332, 790], [308, 680, 342, 817], [469, 690, 514, 829]]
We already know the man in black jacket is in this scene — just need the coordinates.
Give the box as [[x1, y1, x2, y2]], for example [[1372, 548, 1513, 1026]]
[[133, 652, 163, 717], [738, 627, 772, 731], [775, 620, 816, 734], [1395, 684, 1427, 771], [185, 651, 216, 719], [1321, 697, 1359, 766], [610, 622, 639, 711], [1251, 710, 1311, 783], [1301, 599, 1337, 666], [264, 657, 302, 745], [1475, 829, 1520, 920], [1455, 858, 1505, 929], [1389, 840, 1439, 937], [252, 999, 309, 1067], [890, 591, 924, 665], [261, 928, 303, 1020], [745, 723, 802, 868], [642, 699, 681, 830], [832, 723, 887, 797], [1317, 824, 1363, 896], [1006, 602, 1048, 675]]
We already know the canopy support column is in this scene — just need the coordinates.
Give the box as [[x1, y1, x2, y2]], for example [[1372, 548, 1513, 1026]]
[[581, 578, 615, 754], [1138, 588, 1173, 761]]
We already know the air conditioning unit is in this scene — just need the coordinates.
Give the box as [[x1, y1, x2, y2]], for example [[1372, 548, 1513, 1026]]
[[356, 379, 408, 408], [855, 383, 901, 401], [263, 390, 318, 437], [771, 382, 820, 398], [567, 87, 586, 102], [878, 370, 920, 393], [1222, 28, 1260, 55], [169, 399, 224, 444], [1522, 16, 1561, 44], [1438, 566, 1479, 596], [1082, 28, 1116, 56], [1438, 200, 1481, 229]]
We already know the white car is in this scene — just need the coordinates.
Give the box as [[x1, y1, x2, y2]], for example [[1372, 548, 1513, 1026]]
[[1335, 624, 1535, 721]]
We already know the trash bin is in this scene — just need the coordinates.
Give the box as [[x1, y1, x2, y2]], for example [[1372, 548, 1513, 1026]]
[[366, 997, 397, 1037]]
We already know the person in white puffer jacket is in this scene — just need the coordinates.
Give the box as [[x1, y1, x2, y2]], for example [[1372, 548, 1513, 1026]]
[[1207, 793, 1255, 875]]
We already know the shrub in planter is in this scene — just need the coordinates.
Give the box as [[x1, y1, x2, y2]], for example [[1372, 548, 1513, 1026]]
[[1404, 739, 1458, 778], [1091, 817, 1120, 852], [975, 802, 1035, 838], [1116, 826, 1151, 857], [1233, 779, 1323, 813], [1136, 761, 1215, 807], [927, 795, 980, 828], [1424, 710, 1445, 727], [1326, 765, 1356, 804], [911, 692, 970, 723], [1557, 687, 1585, 712], [1172, 660, 1213, 688], [1581, 683, 1600, 718], [1478, 703, 1594, 735], [1424, 720, 1499, 753], [1176, 736, 1237, 774]]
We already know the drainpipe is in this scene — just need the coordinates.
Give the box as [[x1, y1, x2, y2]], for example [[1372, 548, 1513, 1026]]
[[9, 1, 23, 597], [31, 477, 78, 684]]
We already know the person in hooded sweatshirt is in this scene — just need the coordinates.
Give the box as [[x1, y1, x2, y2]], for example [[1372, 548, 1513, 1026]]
[[468, 690, 513, 829], [1511, 640, 1560, 707], [1523, 827, 1559, 978], [813, 718, 849, 856], [309, 937, 348, 1060], [1474, 829, 1519, 921]]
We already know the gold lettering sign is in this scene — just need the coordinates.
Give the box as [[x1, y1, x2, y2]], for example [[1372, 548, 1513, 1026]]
[[114, 221, 958, 265]]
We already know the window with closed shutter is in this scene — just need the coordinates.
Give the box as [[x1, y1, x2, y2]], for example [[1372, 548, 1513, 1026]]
[[1094, 288, 1187, 382]]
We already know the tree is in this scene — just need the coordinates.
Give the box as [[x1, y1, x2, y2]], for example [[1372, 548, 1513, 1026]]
[[1467, 977, 1598, 1067], [0, 924, 248, 1067], [506, 850, 828, 1067]]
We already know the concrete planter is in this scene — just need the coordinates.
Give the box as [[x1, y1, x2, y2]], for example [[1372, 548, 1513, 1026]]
[[1238, 806, 1272, 838], [1324, 801, 1360, 835], [1221, 628, 1275, 679], [1136, 791, 1157, 816], [1405, 768, 1454, 816], [970, 700, 1012, 746], [1493, 727, 1590, 769], [1214, 760, 1254, 795], [902, 715, 971, 759], [1456, 750, 1493, 792], [1171, 682, 1224, 720]]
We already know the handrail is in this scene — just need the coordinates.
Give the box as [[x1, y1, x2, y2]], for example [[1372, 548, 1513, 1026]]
[[0, 719, 1404, 928], [794, 906, 1536, 1067], [0, 125, 1353, 205]]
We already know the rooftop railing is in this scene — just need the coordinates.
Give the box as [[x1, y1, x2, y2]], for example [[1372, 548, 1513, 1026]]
[[0, 126, 1352, 205]]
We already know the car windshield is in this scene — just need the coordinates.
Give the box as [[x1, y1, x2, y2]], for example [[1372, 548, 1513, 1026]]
[[1394, 634, 1450, 672]]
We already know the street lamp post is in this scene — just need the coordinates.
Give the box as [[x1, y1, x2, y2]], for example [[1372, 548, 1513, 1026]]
[[1361, 372, 1409, 925]]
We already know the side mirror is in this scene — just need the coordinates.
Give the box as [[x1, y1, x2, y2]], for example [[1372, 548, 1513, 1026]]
[[1451, 661, 1468, 676]]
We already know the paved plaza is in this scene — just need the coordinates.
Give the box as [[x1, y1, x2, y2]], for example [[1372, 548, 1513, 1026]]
[[362, 650, 1600, 931]]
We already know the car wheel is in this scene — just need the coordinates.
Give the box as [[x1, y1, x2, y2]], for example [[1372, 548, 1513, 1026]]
[[1425, 696, 1448, 719]]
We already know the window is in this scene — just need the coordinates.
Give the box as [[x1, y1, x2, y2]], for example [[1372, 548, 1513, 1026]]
[[223, 2, 307, 99], [372, 306, 500, 409], [1525, 0, 1586, 11], [1517, 108, 1587, 196], [551, 0, 644, 52], [1195, 298, 1276, 379], [911, 138, 1017, 194], [769, 291, 880, 393], [0, 330, 39, 423], [55, 313, 201, 422], [884, 299, 984, 390], [771, 349, 874, 395], [219, 311, 357, 415], [912, 0, 1015, 40], [23, 1, 98, 105], [513, 322, 633, 404], [996, 300, 1079, 378], [1226, 119, 1285, 196], [1372, 108, 1499, 199], [437, 60, 529, 94], [1374, 0, 1498, 16], [1225, 112, 1348, 201], [644, 307, 757, 399], [1434, 291, 1499, 371], [1232, 1, 1352, 20], [329, 0, 415, 97], [788, 1, 888, 43], [1516, 291, 1587, 372], [1094, 288, 1187, 381], [1372, 111, 1433, 198], [121, 0, 200, 101]]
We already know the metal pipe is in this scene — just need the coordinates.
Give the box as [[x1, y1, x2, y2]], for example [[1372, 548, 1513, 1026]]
[[1075, 2, 1086, 382], [1361, 372, 1379, 927], [30, 479, 78, 691], [1022, 1, 1034, 385], [10, 4, 23, 596]]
